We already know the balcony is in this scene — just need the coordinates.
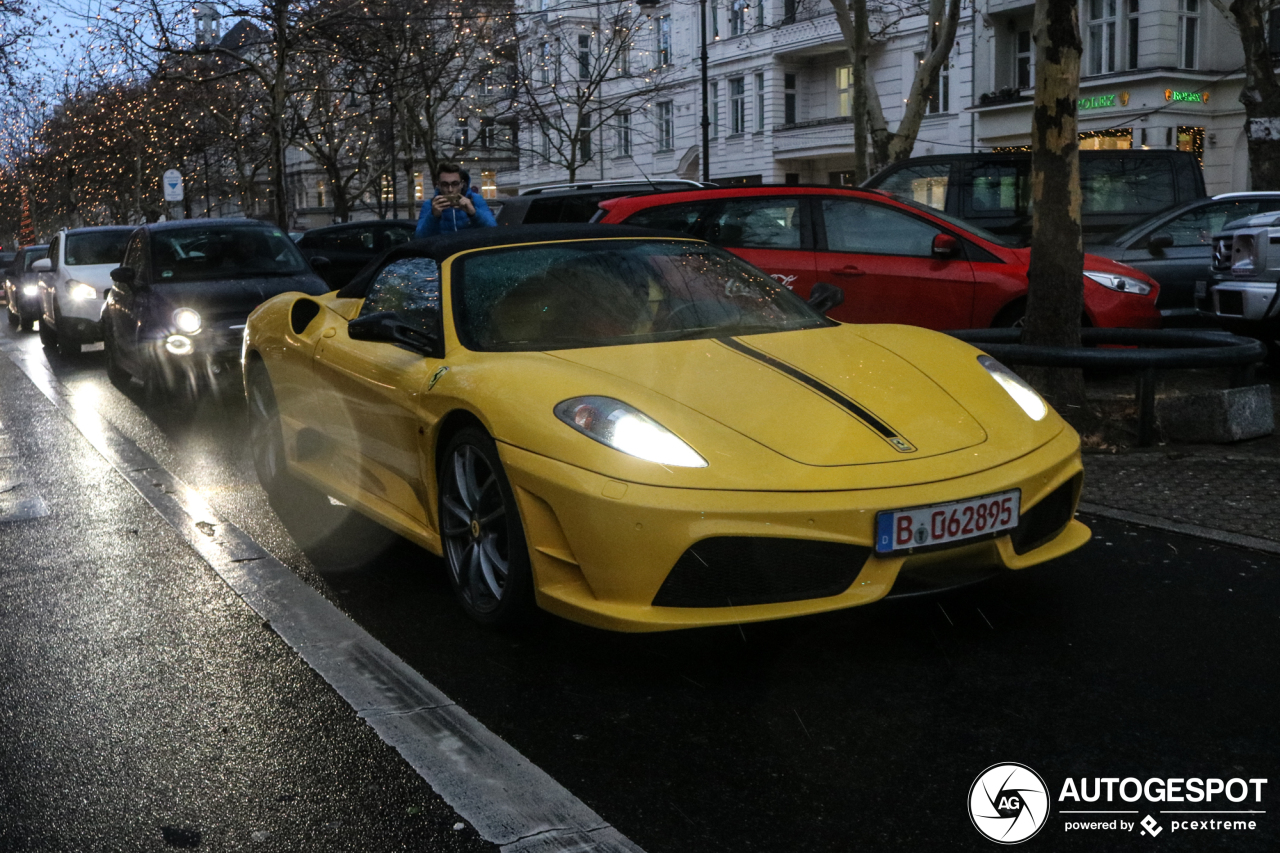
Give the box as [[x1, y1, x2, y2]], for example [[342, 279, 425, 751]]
[[771, 116, 855, 155]]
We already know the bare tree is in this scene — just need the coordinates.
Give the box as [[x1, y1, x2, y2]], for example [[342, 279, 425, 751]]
[[829, 0, 962, 181], [512, 4, 674, 182], [1219, 1, 1280, 189], [1023, 0, 1087, 411]]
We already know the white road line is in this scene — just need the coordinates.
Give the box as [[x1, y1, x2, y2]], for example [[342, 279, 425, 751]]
[[2, 345, 644, 853]]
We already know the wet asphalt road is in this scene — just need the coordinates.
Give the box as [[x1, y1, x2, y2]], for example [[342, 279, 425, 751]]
[[1, 323, 1277, 852]]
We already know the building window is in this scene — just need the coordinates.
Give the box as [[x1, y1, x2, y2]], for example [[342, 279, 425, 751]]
[[711, 1, 719, 40], [1178, 0, 1199, 70], [454, 117, 469, 148], [730, 77, 745, 134], [615, 18, 631, 75], [658, 15, 672, 65], [657, 100, 674, 150], [756, 0, 765, 28], [755, 72, 765, 131], [1015, 29, 1032, 89], [479, 118, 496, 149], [784, 73, 796, 125], [1086, 0, 1118, 76], [730, 0, 747, 37], [317, 184, 326, 207], [539, 41, 552, 84], [709, 80, 720, 138], [578, 34, 591, 79], [540, 126, 550, 158], [1127, 0, 1140, 70], [783, 0, 796, 25], [916, 53, 950, 114], [413, 173, 423, 202], [380, 174, 394, 202], [616, 110, 631, 156], [837, 66, 852, 117], [579, 122, 592, 160], [481, 171, 497, 200]]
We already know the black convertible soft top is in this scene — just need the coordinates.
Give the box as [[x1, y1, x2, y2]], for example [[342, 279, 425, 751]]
[[336, 223, 700, 299]]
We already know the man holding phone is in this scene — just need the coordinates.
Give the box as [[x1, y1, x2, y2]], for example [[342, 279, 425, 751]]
[[414, 162, 497, 237]]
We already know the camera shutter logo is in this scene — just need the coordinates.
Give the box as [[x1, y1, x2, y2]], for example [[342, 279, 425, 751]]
[[969, 763, 1050, 844]]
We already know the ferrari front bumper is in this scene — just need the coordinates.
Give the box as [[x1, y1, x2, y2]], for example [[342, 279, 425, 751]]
[[500, 427, 1088, 632]]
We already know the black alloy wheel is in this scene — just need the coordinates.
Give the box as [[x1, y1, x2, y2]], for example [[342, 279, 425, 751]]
[[439, 427, 534, 627]]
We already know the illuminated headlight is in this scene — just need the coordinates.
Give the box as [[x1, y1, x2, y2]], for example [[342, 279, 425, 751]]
[[172, 307, 202, 334], [554, 396, 707, 467], [1084, 271, 1153, 295], [978, 355, 1047, 421], [68, 281, 98, 301], [22, 284, 39, 297], [165, 334, 194, 356]]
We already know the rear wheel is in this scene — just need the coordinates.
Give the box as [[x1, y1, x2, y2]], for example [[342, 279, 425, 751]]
[[103, 324, 131, 388], [439, 428, 534, 627], [38, 316, 56, 348]]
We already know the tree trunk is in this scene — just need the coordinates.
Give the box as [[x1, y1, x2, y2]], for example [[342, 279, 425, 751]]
[[1023, 0, 1088, 413], [830, 0, 870, 182], [1230, 0, 1280, 189], [886, 0, 962, 163]]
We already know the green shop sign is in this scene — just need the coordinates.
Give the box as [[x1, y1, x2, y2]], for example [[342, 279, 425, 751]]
[[1079, 92, 1129, 110], [1165, 89, 1207, 103]]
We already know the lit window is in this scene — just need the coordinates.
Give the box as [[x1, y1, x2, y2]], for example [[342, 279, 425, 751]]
[[837, 66, 852, 117]]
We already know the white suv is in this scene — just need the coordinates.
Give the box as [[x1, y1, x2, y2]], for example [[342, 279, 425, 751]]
[[33, 226, 135, 356]]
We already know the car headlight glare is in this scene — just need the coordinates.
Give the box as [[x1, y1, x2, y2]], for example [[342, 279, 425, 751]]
[[68, 281, 98, 301], [165, 334, 193, 355], [554, 396, 707, 468], [978, 355, 1047, 421], [1084, 271, 1152, 295], [22, 284, 39, 297], [173, 307, 202, 334]]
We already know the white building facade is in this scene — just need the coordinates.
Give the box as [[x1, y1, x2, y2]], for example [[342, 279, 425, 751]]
[[512, 0, 1261, 195]]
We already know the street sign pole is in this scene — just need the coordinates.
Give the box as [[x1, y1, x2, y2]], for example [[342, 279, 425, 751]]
[[163, 169, 185, 219]]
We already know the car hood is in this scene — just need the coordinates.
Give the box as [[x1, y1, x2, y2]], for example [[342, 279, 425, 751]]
[[63, 263, 121, 289], [148, 274, 330, 320], [550, 328, 988, 467]]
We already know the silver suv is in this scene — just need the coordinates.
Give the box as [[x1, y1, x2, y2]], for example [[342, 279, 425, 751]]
[[33, 226, 135, 356], [1208, 211, 1280, 352]]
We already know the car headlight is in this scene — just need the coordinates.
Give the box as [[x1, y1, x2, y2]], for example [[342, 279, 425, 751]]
[[554, 396, 707, 468], [165, 334, 193, 355], [978, 355, 1047, 421], [68, 281, 98, 301], [22, 284, 39, 297], [172, 307, 202, 334], [1084, 271, 1153, 295]]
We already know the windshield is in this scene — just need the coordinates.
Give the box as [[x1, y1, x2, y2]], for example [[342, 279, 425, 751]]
[[22, 248, 49, 272], [888, 195, 1015, 248], [65, 231, 132, 266], [453, 240, 830, 352], [150, 227, 308, 282]]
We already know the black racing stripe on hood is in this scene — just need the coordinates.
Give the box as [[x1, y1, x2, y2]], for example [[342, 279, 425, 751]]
[[718, 337, 914, 452]]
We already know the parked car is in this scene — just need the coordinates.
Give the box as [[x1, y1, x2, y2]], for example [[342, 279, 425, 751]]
[[4, 244, 51, 331], [1206, 210, 1280, 354], [862, 150, 1206, 246], [598, 185, 1161, 330], [102, 220, 329, 401], [243, 224, 1088, 630], [33, 226, 135, 357], [295, 219, 416, 290], [1087, 192, 1280, 325], [495, 180, 711, 226]]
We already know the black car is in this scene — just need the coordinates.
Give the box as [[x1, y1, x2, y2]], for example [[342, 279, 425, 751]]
[[4, 244, 50, 331], [102, 220, 329, 400], [496, 180, 710, 226], [1086, 192, 1280, 324], [295, 219, 416, 290]]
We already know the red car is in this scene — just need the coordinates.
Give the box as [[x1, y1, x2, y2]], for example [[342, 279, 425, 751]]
[[597, 186, 1160, 330]]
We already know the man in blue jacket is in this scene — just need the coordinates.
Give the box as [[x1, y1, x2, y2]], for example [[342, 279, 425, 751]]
[[415, 163, 497, 237]]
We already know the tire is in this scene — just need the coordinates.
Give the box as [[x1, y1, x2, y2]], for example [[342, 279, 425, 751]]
[[19, 316, 33, 332], [57, 330, 80, 358], [992, 300, 1026, 329], [246, 360, 291, 496], [103, 325, 131, 388], [438, 427, 535, 627], [6, 302, 17, 328], [38, 316, 56, 348]]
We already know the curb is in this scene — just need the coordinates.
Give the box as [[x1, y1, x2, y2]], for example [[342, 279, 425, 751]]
[[1078, 501, 1280, 557]]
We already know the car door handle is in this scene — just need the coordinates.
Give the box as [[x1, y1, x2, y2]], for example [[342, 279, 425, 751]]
[[831, 265, 865, 277]]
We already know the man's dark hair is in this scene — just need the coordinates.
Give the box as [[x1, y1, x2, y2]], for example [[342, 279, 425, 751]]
[[435, 162, 466, 182]]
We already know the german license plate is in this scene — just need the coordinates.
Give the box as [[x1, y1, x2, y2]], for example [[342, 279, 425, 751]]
[[875, 490, 1020, 554]]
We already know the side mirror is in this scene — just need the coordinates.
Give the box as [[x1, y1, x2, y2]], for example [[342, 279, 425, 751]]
[[932, 233, 961, 259], [807, 281, 846, 316], [348, 310, 443, 358], [1147, 233, 1173, 252], [309, 255, 332, 269], [31, 258, 52, 272], [110, 266, 136, 284]]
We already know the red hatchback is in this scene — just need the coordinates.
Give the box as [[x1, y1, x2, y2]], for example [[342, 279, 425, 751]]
[[598, 186, 1160, 330]]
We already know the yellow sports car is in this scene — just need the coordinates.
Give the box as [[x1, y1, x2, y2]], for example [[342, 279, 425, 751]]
[[242, 224, 1089, 632]]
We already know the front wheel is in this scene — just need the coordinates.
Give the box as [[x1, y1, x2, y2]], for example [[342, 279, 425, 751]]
[[439, 428, 534, 627], [246, 361, 290, 496], [103, 325, 131, 388], [38, 316, 56, 348]]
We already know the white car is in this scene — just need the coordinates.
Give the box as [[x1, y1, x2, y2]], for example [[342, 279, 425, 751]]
[[33, 226, 135, 356]]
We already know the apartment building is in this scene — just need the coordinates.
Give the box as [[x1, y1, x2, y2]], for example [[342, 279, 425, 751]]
[[514, 0, 1259, 195]]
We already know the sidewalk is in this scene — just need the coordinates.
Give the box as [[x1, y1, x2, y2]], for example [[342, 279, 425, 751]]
[[1076, 364, 1280, 553]]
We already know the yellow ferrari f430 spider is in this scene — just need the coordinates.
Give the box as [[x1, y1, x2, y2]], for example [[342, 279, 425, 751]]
[[242, 225, 1089, 632]]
